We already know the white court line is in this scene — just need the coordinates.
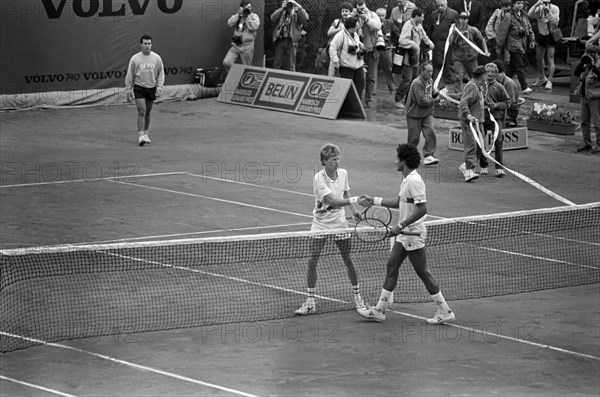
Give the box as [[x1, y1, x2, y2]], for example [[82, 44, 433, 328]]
[[0, 172, 186, 188], [0, 375, 78, 397], [186, 172, 314, 197], [71, 222, 313, 246], [0, 333, 259, 397], [461, 243, 600, 270], [107, 179, 312, 219], [390, 311, 600, 361]]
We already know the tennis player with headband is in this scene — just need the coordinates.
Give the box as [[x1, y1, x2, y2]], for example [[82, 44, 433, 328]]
[[295, 143, 366, 315], [356, 144, 455, 324]]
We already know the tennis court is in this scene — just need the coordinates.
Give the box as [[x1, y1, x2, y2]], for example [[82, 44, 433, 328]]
[[1, 94, 599, 396]]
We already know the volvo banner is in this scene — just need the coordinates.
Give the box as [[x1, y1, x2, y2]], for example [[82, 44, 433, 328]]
[[0, 0, 264, 95]]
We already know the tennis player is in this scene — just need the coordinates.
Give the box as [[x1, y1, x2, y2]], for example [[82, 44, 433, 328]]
[[125, 34, 165, 146], [295, 143, 365, 315], [356, 144, 455, 324]]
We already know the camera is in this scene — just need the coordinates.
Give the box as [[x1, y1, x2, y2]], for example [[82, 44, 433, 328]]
[[232, 35, 243, 45], [518, 28, 526, 37], [581, 54, 593, 65], [242, 6, 251, 15], [348, 45, 358, 55], [286, 1, 294, 9]]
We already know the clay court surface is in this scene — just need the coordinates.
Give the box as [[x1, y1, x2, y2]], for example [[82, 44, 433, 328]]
[[1, 95, 599, 396]]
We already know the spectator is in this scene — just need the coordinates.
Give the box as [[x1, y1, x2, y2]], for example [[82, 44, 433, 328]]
[[485, 0, 513, 60], [574, 35, 600, 154], [223, 0, 260, 73], [449, 12, 489, 92], [390, 0, 416, 30], [527, 0, 560, 90], [316, 2, 354, 76], [425, 0, 459, 89], [271, 0, 309, 72], [457, 66, 487, 182], [405, 61, 442, 165], [376, 7, 400, 94], [497, 0, 535, 95], [353, 1, 382, 109], [481, 62, 511, 177], [450, 0, 483, 30], [493, 59, 521, 127], [329, 16, 366, 100], [394, 8, 434, 110]]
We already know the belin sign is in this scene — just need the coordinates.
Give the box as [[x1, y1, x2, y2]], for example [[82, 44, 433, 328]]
[[41, 0, 183, 18]]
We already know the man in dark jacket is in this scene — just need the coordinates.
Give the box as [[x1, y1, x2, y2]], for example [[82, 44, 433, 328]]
[[497, 0, 535, 94], [425, 0, 459, 89]]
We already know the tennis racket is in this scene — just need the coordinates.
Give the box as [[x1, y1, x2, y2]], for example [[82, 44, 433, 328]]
[[354, 206, 421, 243]]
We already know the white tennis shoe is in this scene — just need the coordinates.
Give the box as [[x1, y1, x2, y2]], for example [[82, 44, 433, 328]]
[[295, 301, 316, 316], [138, 134, 151, 146], [423, 155, 439, 166], [426, 310, 455, 324], [357, 306, 386, 322]]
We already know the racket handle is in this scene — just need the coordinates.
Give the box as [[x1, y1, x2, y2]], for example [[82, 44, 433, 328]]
[[398, 231, 422, 236]]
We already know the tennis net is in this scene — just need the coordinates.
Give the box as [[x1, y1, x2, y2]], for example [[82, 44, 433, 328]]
[[1, 203, 599, 352]]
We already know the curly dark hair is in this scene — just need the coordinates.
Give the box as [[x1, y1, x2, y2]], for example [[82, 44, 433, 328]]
[[396, 144, 421, 169]]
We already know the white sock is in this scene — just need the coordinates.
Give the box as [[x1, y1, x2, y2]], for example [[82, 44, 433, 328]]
[[375, 289, 393, 312], [307, 288, 315, 303], [431, 291, 451, 313], [352, 284, 360, 296], [138, 131, 144, 136], [143, 130, 149, 136]]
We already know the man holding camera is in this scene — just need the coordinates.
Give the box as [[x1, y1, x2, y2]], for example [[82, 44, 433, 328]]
[[394, 8, 434, 110], [353, 1, 382, 109], [270, 0, 309, 72], [223, 0, 260, 73], [497, 0, 535, 95], [527, 0, 560, 90], [328, 16, 366, 99]]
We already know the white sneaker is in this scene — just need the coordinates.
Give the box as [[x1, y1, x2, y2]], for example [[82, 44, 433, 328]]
[[522, 87, 533, 94], [544, 80, 552, 90], [295, 301, 316, 316], [480, 167, 488, 175], [426, 310, 455, 324], [354, 294, 366, 310], [423, 155, 439, 166], [496, 169, 506, 178], [357, 306, 386, 322], [465, 169, 479, 182], [458, 162, 467, 176], [394, 101, 404, 110], [138, 135, 146, 146]]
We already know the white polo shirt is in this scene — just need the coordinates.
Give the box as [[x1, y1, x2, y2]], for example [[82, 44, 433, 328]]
[[396, 169, 427, 248], [311, 168, 350, 230]]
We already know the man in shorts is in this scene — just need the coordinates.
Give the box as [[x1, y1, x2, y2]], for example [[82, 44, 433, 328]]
[[295, 143, 366, 315], [125, 34, 165, 146], [528, 0, 560, 90], [356, 144, 455, 324]]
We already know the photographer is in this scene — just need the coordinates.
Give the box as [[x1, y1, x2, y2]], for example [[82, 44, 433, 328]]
[[393, 8, 434, 110], [574, 44, 600, 154], [270, 0, 309, 72], [353, 1, 382, 109], [223, 0, 260, 73], [497, 0, 535, 95], [528, 0, 560, 90], [328, 16, 366, 100]]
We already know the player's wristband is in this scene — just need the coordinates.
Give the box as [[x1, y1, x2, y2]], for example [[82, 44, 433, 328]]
[[374, 197, 383, 206], [349, 196, 359, 204]]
